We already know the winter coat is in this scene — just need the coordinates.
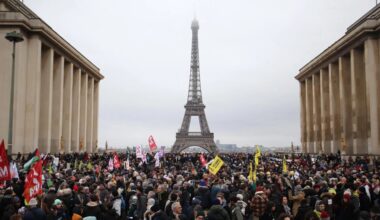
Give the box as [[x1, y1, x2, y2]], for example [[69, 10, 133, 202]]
[[195, 186, 211, 209], [337, 202, 356, 220], [24, 207, 47, 220], [151, 210, 169, 220], [83, 202, 102, 220], [112, 197, 122, 216], [288, 191, 305, 216]]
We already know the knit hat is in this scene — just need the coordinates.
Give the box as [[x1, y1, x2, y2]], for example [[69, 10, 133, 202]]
[[343, 193, 351, 201], [29, 198, 38, 206], [53, 199, 63, 206], [255, 186, 264, 194], [236, 194, 244, 200]]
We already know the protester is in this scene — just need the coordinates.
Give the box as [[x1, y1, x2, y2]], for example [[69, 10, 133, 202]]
[[0, 143, 380, 220]]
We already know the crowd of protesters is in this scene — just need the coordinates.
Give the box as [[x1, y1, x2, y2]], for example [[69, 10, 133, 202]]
[[0, 149, 380, 220]]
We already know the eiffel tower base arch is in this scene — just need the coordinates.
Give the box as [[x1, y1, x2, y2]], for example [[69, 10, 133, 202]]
[[171, 134, 219, 153]]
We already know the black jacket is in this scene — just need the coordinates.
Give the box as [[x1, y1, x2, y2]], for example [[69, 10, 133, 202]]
[[24, 207, 47, 220]]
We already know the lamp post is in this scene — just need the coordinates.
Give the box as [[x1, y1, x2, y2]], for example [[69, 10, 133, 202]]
[[5, 31, 24, 155]]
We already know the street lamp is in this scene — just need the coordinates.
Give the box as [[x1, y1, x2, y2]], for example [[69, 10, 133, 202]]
[[5, 31, 24, 155]]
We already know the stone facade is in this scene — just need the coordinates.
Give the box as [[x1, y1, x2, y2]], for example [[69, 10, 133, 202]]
[[0, 0, 103, 154], [296, 5, 380, 155]]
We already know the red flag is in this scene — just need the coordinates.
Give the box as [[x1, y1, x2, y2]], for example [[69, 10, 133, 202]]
[[148, 135, 157, 152], [113, 153, 121, 169], [23, 159, 43, 204], [0, 140, 11, 181], [199, 154, 207, 167]]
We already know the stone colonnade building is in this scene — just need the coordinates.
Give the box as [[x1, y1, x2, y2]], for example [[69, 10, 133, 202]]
[[296, 5, 380, 155], [0, 0, 103, 154]]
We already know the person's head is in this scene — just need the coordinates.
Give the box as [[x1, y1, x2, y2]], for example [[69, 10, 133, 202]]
[[277, 213, 292, 220], [207, 205, 230, 220], [12, 196, 21, 208], [170, 192, 178, 201], [28, 198, 38, 208], [171, 201, 182, 215], [315, 200, 325, 212], [53, 199, 63, 209], [314, 184, 320, 192], [281, 196, 288, 205], [343, 193, 351, 203], [195, 210, 205, 220], [90, 194, 98, 202]]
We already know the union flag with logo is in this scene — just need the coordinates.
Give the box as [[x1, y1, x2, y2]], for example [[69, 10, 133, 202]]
[[23, 159, 43, 204], [113, 153, 121, 169], [0, 140, 11, 181], [148, 135, 157, 152]]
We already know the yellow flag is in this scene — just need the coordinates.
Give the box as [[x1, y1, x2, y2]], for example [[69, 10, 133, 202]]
[[248, 162, 253, 182], [256, 145, 261, 157], [48, 164, 53, 174], [282, 156, 288, 173], [208, 156, 224, 175], [254, 153, 259, 167], [253, 167, 257, 182]]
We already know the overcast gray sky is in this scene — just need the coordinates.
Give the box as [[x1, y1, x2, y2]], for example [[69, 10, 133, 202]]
[[25, 0, 376, 149]]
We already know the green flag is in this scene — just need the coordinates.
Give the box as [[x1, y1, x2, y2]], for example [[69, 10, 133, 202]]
[[23, 156, 39, 171], [79, 161, 83, 170], [48, 164, 53, 174], [87, 162, 93, 170]]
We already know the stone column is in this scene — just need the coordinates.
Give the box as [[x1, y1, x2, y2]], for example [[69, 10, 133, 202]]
[[38, 47, 54, 153], [306, 77, 314, 153], [0, 29, 13, 148], [12, 32, 28, 154], [339, 55, 353, 154], [351, 47, 368, 154], [51, 55, 64, 153], [320, 68, 331, 153], [300, 81, 307, 152], [23, 35, 41, 153], [62, 62, 73, 153], [329, 62, 341, 153], [313, 73, 321, 153], [79, 73, 88, 152], [0, 28, 27, 154], [86, 76, 94, 153], [71, 68, 81, 152], [364, 38, 380, 155], [93, 81, 99, 153], [24, 35, 41, 153]]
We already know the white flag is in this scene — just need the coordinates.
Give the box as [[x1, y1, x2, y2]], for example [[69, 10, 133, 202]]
[[10, 162, 19, 179], [124, 159, 130, 170], [53, 156, 59, 171], [136, 145, 143, 159], [142, 151, 147, 163], [108, 158, 114, 171], [155, 153, 160, 167]]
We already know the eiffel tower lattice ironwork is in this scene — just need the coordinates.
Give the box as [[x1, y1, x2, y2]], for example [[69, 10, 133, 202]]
[[171, 19, 218, 153]]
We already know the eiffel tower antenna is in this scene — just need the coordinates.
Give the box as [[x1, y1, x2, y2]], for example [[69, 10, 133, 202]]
[[193, 0, 197, 19], [171, 19, 218, 154]]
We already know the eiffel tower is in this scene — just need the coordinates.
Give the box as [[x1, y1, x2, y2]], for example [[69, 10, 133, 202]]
[[171, 19, 218, 154]]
